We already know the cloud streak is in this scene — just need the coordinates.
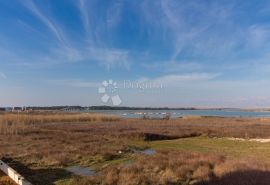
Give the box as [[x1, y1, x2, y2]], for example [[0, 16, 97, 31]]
[[88, 47, 130, 70], [137, 72, 221, 88], [17, 0, 132, 69], [2, 0, 270, 107], [0, 72, 7, 79], [46, 79, 98, 88], [78, 0, 90, 34], [21, 0, 68, 47]]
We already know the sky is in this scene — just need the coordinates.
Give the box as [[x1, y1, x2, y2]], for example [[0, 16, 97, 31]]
[[1, 0, 270, 108]]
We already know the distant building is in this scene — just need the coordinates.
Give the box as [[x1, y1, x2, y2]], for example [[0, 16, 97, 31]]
[[12, 107, 23, 112]]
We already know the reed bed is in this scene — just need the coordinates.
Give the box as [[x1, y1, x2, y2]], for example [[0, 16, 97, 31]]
[[2, 116, 270, 184], [83, 152, 270, 185], [0, 112, 120, 135]]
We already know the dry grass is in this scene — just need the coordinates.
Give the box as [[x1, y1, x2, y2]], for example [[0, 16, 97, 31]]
[[116, 116, 270, 139], [88, 151, 223, 185], [72, 151, 270, 185], [1, 114, 270, 184], [2, 115, 270, 166], [0, 112, 119, 135]]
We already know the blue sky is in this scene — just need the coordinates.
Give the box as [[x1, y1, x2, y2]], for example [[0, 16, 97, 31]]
[[1, 0, 270, 107]]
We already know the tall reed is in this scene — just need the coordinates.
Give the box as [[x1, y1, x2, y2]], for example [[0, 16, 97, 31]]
[[0, 112, 120, 135]]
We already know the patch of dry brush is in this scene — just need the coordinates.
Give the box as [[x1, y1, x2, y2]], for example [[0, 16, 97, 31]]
[[2, 115, 270, 184], [75, 151, 270, 185], [0, 112, 119, 135], [88, 151, 223, 185], [2, 116, 270, 167]]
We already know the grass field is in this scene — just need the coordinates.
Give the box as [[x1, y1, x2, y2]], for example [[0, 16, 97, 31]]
[[1, 112, 270, 184], [148, 136, 270, 160]]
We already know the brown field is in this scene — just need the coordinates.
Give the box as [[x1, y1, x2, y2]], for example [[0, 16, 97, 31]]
[[1, 112, 270, 185]]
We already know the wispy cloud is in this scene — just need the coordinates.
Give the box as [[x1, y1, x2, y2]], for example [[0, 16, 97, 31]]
[[141, 60, 203, 72], [0, 72, 7, 79], [162, 0, 237, 60], [11, 0, 270, 73], [75, 0, 130, 69], [139, 0, 270, 78], [16, 0, 132, 69], [21, 0, 68, 47], [106, 1, 123, 28], [155, 73, 220, 84], [46, 79, 98, 88], [3, 0, 270, 107], [78, 0, 90, 34], [88, 47, 130, 70], [138, 72, 221, 87], [19, 0, 87, 65], [246, 25, 270, 49]]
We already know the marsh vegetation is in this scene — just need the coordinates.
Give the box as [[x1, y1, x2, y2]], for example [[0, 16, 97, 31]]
[[1, 112, 270, 184]]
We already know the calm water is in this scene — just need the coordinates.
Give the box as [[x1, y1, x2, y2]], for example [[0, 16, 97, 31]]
[[141, 149, 156, 155], [86, 109, 270, 118], [131, 148, 156, 155], [66, 166, 95, 176]]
